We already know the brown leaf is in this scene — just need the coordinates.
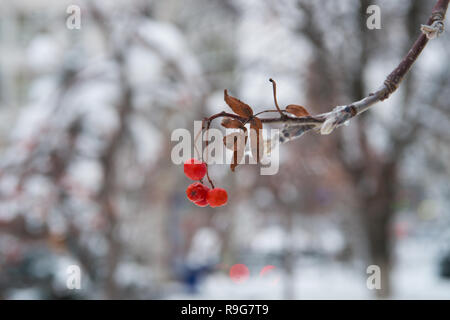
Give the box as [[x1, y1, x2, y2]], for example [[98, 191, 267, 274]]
[[231, 152, 238, 172], [285, 104, 310, 117], [223, 131, 247, 151], [250, 117, 263, 163], [221, 117, 244, 129], [223, 131, 247, 172], [250, 117, 262, 131], [224, 90, 253, 118]]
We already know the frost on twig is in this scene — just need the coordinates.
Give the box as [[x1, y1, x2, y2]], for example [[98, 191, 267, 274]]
[[279, 105, 354, 142], [319, 105, 352, 135], [421, 20, 445, 39], [280, 124, 314, 143]]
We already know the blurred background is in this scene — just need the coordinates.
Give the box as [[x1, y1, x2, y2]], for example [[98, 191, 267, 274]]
[[0, 0, 449, 299]]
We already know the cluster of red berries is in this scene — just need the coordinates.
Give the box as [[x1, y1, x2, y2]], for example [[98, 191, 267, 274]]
[[184, 158, 228, 207]]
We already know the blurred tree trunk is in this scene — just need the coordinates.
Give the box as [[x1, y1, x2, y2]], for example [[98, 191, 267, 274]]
[[356, 0, 423, 298], [300, 0, 423, 298], [358, 161, 397, 297], [283, 210, 295, 299], [354, 1, 394, 298]]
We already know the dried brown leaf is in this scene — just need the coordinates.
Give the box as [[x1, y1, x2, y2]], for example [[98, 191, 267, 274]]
[[223, 131, 247, 151], [224, 89, 253, 118], [221, 117, 244, 129], [231, 153, 238, 172], [250, 117, 263, 163], [285, 104, 310, 117], [250, 117, 262, 131], [223, 131, 247, 172]]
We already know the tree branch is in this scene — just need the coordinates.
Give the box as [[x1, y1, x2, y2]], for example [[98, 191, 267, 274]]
[[252, 0, 449, 142]]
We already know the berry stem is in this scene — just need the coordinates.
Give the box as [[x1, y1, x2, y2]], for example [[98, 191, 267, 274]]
[[193, 119, 204, 160], [253, 109, 287, 117], [269, 78, 285, 118], [205, 168, 215, 189], [204, 119, 215, 189], [205, 111, 246, 123]]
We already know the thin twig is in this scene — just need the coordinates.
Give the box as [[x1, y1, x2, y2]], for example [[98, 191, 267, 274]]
[[269, 78, 285, 117], [204, 119, 215, 189], [253, 109, 288, 117]]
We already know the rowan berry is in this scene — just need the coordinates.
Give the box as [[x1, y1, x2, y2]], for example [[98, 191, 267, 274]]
[[194, 198, 209, 207], [206, 188, 228, 207], [186, 182, 208, 202], [184, 158, 207, 180]]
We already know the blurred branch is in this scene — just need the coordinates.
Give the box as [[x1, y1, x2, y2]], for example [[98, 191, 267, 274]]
[[89, 2, 133, 299]]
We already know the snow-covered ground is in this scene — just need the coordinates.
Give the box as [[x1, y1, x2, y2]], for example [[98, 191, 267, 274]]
[[167, 236, 450, 300]]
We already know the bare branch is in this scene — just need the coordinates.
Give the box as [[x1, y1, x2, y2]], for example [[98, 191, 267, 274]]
[[241, 0, 449, 142]]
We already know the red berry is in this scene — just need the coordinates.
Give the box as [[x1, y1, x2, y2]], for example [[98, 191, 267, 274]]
[[184, 158, 207, 180], [229, 264, 250, 283], [186, 182, 209, 202], [206, 188, 228, 207], [194, 198, 209, 207]]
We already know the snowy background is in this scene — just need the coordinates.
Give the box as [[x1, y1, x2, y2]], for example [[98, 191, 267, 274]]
[[0, 0, 449, 299]]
